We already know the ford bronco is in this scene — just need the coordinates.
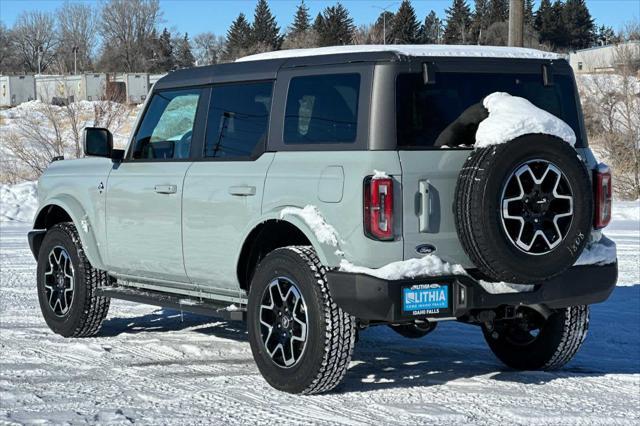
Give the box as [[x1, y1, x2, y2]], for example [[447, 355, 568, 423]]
[[29, 45, 617, 394]]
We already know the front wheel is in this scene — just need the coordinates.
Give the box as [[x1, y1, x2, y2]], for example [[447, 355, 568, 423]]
[[247, 246, 356, 394], [482, 305, 589, 370], [36, 223, 111, 337]]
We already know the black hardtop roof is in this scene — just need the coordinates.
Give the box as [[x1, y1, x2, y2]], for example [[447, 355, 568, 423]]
[[153, 51, 404, 90], [153, 49, 565, 90]]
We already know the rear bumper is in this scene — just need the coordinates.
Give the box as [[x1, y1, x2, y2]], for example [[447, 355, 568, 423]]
[[326, 263, 618, 322]]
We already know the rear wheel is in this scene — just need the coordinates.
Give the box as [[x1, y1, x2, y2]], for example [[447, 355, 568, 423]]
[[36, 223, 110, 337], [482, 305, 589, 370], [247, 246, 356, 394]]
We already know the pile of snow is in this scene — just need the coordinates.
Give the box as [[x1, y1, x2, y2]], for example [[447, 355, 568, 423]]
[[339, 255, 466, 281], [279, 205, 340, 247], [372, 169, 390, 180], [475, 92, 576, 147], [237, 45, 561, 63], [478, 280, 535, 294], [0, 181, 37, 223], [574, 234, 617, 266]]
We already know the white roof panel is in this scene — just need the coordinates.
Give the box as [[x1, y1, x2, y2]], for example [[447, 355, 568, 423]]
[[236, 44, 562, 63]]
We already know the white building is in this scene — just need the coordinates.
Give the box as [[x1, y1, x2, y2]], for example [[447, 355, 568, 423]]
[[36, 74, 107, 104], [0, 75, 36, 107], [569, 41, 640, 73]]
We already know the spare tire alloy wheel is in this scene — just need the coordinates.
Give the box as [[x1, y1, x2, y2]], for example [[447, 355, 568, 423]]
[[501, 160, 574, 255], [454, 135, 593, 284], [43, 246, 75, 317], [259, 277, 308, 368]]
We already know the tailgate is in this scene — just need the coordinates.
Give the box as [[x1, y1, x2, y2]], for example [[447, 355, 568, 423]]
[[399, 150, 473, 267]]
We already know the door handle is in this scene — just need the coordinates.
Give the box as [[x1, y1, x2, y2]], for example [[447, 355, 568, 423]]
[[419, 180, 430, 232], [228, 185, 256, 196], [154, 184, 177, 194]]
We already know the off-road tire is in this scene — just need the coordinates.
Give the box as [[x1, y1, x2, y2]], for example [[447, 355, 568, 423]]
[[247, 246, 356, 394], [482, 305, 589, 370], [36, 222, 110, 337], [389, 322, 437, 339], [455, 135, 593, 283]]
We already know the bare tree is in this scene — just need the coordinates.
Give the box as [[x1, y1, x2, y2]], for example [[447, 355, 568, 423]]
[[4, 103, 67, 177], [0, 22, 17, 72], [578, 41, 640, 199], [281, 29, 319, 49], [99, 0, 162, 72], [193, 32, 226, 66], [11, 11, 58, 73], [56, 2, 97, 74]]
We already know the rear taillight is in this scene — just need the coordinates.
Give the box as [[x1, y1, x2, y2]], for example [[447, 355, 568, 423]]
[[364, 176, 394, 240], [594, 164, 612, 229]]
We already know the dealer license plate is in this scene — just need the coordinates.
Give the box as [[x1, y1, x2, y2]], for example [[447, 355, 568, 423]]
[[402, 284, 449, 315]]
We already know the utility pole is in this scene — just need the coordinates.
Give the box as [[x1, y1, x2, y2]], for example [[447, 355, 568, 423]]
[[508, 0, 524, 47], [73, 46, 78, 75], [372, 3, 397, 45], [37, 46, 42, 74]]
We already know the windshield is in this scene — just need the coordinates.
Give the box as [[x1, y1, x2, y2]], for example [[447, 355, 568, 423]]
[[396, 72, 584, 148]]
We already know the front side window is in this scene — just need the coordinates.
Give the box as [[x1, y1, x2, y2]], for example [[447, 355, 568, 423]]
[[131, 89, 202, 160], [204, 82, 273, 158], [284, 73, 360, 144]]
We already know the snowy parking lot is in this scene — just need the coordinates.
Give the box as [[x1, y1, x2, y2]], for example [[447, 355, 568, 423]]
[[1, 202, 638, 425]]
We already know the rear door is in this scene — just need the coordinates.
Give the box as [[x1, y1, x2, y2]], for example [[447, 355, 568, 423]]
[[105, 88, 207, 283], [182, 81, 274, 293]]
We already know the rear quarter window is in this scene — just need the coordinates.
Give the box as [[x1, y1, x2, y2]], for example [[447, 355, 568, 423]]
[[284, 73, 360, 144]]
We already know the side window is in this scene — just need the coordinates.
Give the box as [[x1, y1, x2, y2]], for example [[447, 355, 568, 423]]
[[205, 81, 273, 158], [131, 89, 202, 160], [284, 73, 360, 144]]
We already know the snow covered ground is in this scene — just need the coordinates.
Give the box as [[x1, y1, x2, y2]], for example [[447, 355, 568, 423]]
[[0, 201, 638, 424]]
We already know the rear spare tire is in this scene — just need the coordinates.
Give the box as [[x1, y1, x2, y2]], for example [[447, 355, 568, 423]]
[[454, 134, 592, 283]]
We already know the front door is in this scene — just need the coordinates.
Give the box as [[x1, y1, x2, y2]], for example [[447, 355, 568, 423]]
[[182, 81, 274, 291], [105, 87, 206, 283]]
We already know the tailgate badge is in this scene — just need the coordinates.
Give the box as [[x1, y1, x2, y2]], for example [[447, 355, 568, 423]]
[[416, 244, 436, 255]]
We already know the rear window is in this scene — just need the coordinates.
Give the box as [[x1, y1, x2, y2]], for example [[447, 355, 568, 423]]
[[284, 73, 360, 144], [396, 72, 583, 148]]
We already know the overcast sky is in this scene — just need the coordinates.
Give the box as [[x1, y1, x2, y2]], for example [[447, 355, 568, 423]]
[[1, 0, 638, 37]]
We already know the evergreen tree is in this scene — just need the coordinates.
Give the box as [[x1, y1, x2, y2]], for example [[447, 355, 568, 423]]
[[443, 0, 472, 44], [421, 10, 443, 44], [488, 0, 509, 24], [563, 0, 595, 50], [251, 0, 282, 50], [524, 0, 535, 26], [313, 12, 325, 34], [549, 0, 568, 49], [289, 0, 310, 36], [595, 25, 616, 46], [535, 0, 559, 47], [225, 13, 252, 59], [316, 3, 354, 46], [471, 0, 491, 43], [391, 0, 421, 44], [156, 28, 174, 71], [174, 33, 195, 68]]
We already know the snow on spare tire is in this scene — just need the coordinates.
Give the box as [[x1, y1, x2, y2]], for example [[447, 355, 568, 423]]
[[454, 93, 593, 284]]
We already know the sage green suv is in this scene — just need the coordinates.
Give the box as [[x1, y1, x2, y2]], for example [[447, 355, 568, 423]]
[[29, 45, 617, 394]]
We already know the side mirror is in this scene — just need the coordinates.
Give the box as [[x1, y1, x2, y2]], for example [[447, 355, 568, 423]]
[[84, 127, 113, 158]]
